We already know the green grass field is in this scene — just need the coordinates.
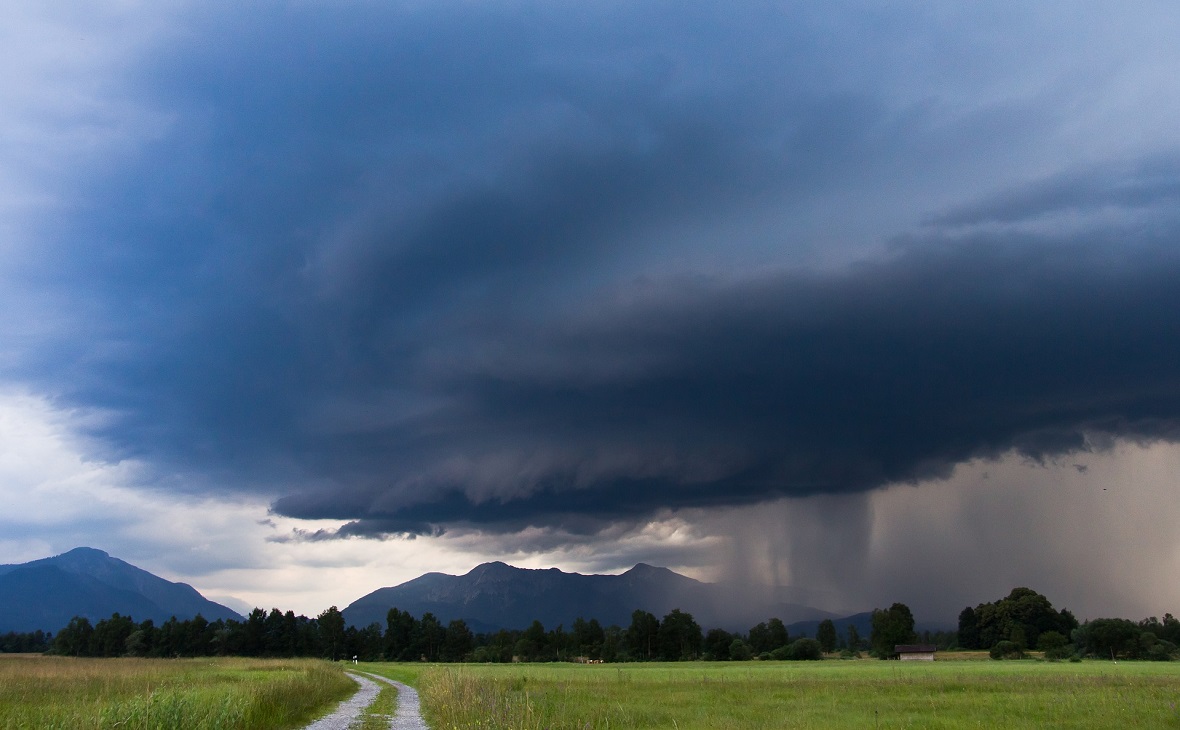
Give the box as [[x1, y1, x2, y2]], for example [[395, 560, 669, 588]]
[[365, 658, 1180, 730], [0, 655, 355, 730], [4, 655, 1178, 729]]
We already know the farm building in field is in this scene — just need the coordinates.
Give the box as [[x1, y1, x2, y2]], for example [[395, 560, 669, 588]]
[[895, 644, 937, 661]]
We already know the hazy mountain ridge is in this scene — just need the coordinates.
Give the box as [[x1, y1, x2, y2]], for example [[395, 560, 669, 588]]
[[343, 561, 837, 633], [0, 550, 948, 638], [0, 547, 241, 633]]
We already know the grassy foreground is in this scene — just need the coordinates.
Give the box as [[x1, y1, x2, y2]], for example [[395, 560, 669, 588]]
[[366, 659, 1180, 730], [0, 655, 355, 730]]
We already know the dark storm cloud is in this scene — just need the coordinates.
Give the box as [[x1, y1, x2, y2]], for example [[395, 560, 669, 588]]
[[9, 2, 1180, 539], [275, 215, 1180, 536]]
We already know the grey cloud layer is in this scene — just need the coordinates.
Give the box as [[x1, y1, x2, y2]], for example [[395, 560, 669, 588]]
[[7, 2, 1180, 539], [274, 221, 1180, 535]]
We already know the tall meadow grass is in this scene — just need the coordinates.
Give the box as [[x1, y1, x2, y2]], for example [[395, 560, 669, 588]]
[[413, 660, 1180, 730], [0, 655, 354, 730]]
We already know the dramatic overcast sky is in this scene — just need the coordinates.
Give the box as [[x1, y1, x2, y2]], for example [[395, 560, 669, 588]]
[[3, 1, 1180, 623]]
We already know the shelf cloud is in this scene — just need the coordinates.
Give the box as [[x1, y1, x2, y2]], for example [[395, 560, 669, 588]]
[[4, 1, 1180, 618]]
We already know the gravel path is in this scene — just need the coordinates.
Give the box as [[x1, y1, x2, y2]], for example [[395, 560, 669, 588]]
[[300, 673, 381, 730], [299, 670, 430, 730], [359, 672, 430, 730]]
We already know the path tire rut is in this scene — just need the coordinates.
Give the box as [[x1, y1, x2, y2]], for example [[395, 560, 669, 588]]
[[298, 670, 430, 730], [357, 671, 429, 730]]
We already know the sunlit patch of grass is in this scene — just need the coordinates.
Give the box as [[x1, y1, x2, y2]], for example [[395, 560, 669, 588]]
[[0, 655, 354, 730]]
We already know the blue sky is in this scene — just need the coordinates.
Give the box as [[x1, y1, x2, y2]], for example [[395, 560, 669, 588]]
[[2, 1, 1180, 622]]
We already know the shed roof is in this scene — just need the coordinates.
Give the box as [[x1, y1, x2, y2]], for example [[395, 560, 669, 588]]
[[894, 644, 937, 653]]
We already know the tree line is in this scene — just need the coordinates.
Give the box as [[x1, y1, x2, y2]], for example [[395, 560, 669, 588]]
[[0, 603, 945, 662], [957, 587, 1180, 661], [1, 606, 868, 661], [47, 607, 354, 660], [0, 630, 51, 653], [4, 587, 1175, 662]]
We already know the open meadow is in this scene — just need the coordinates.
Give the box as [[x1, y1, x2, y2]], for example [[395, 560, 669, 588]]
[[365, 659, 1180, 730], [0, 655, 354, 730]]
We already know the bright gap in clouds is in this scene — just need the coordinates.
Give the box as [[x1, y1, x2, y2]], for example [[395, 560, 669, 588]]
[[0, 390, 349, 616], [0, 389, 710, 616]]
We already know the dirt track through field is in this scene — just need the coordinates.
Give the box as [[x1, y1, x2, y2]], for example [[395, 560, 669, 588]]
[[300, 671, 429, 729]]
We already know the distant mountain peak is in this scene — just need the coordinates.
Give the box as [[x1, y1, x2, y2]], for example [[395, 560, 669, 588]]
[[467, 561, 514, 575], [625, 562, 669, 574], [55, 546, 114, 564], [342, 560, 821, 633], [0, 547, 241, 633], [61, 546, 110, 557]]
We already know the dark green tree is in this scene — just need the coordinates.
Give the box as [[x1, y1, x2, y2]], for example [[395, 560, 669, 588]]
[[156, 617, 183, 657], [571, 617, 605, 659], [318, 606, 346, 660], [847, 623, 862, 652], [124, 627, 149, 657], [967, 588, 1077, 651], [296, 613, 322, 656], [0, 630, 51, 653], [385, 608, 417, 661], [657, 609, 702, 661], [626, 610, 660, 660], [441, 619, 473, 662], [418, 613, 445, 662], [1036, 630, 1071, 660], [767, 618, 789, 651], [870, 603, 916, 658], [185, 614, 214, 656], [1073, 618, 1142, 659], [957, 606, 980, 649], [1162, 614, 1180, 645], [785, 637, 823, 660], [748, 622, 773, 654], [548, 624, 568, 661], [242, 608, 266, 656], [52, 616, 94, 656], [989, 640, 1024, 660], [601, 625, 624, 662], [261, 608, 298, 656], [816, 619, 837, 653], [354, 622, 385, 661], [703, 628, 734, 660], [516, 620, 547, 661], [729, 638, 753, 660], [1139, 614, 1180, 654], [92, 613, 136, 657], [476, 629, 515, 663]]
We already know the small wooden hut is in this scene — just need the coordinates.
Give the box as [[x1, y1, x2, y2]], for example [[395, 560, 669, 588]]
[[894, 644, 937, 661]]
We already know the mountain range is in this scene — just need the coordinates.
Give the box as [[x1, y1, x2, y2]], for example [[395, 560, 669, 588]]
[[0, 548, 241, 634], [1, 549, 944, 639], [342, 561, 838, 634]]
